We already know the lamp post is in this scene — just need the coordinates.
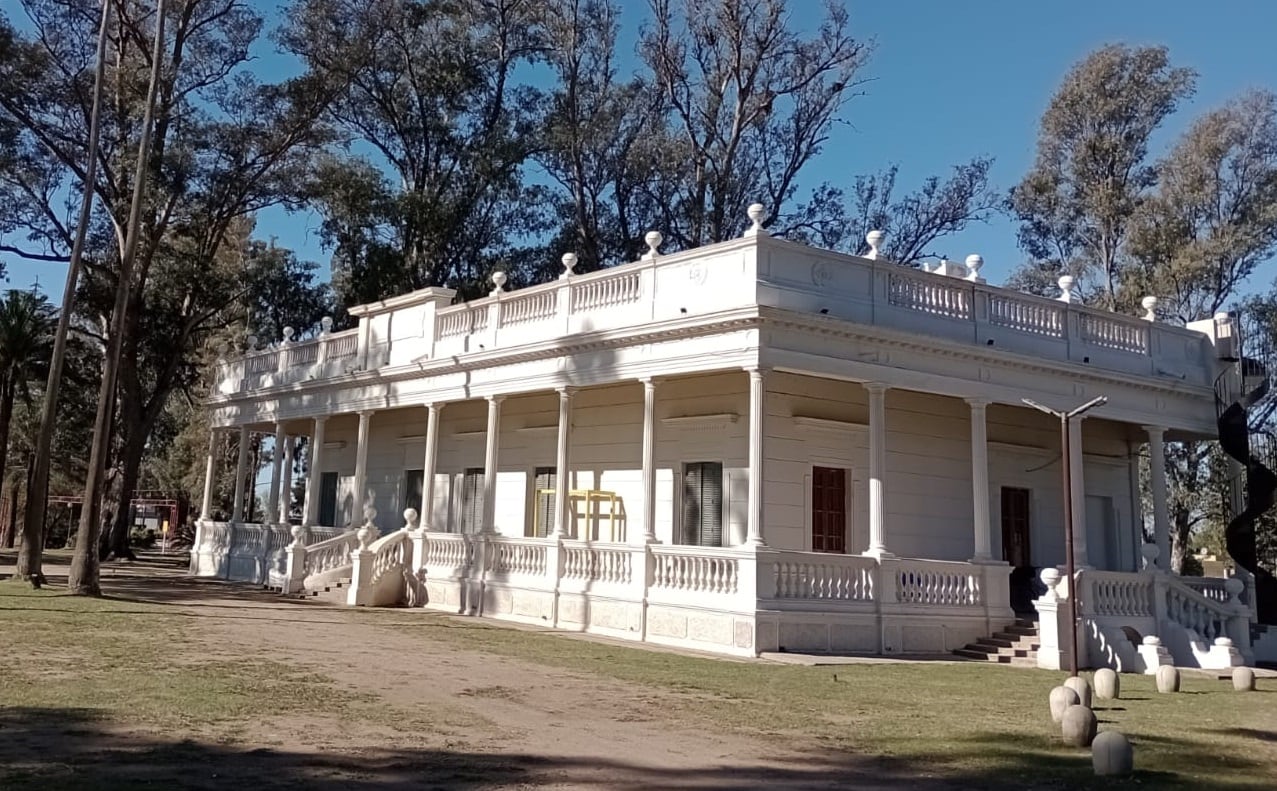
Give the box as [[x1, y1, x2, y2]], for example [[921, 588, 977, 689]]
[[1022, 395, 1108, 676]]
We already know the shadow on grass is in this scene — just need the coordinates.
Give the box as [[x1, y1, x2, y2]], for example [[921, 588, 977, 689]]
[[0, 708, 1270, 791]]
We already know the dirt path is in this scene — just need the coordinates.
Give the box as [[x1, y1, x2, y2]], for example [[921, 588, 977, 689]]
[[2, 554, 935, 790]]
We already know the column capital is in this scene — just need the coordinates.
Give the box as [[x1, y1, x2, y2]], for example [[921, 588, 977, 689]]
[[557, 385, 577, 399], [965, 397, 990, 409], [312, 415, 330, 426], [743, 365, 770, 377], [486, 394, 506, 405], [357, 408, 376, 419], [639, 376, 659, 389], [864, 381, 889, 395], [1142, 425, 1167, 439], [425, 401, 445, 414]]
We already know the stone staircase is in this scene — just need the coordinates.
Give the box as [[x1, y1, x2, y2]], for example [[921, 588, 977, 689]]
[[266, 575, 352, 605], [954, 618, 1039, 667], [1252, 623, 1277, 668]]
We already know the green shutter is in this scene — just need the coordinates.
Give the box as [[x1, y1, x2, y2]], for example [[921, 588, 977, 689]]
[[533, 467, 557, 537], [318, 472, 339, 527], [682, 462, 724, 547], [462, 468, 485, 534]]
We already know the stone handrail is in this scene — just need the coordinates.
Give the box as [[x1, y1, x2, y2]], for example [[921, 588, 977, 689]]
[[1083, 569, 1154, 618], [769, 551, 875, 603], [894, 558, 983, 607], [650, 545, 741, 595], [421, 531, 473, 571], [560, 540, 633, 585], [1180, 576, 1232, 604], [1162, 574, 1237, 642], [301, 529, 360, 584], [487, 536, 551, 578], [366, 528, 412, 588]]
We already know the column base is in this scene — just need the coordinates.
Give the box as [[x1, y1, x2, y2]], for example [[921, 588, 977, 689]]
[[968, 555, 1006, 565], [861, 548, 896, 560]]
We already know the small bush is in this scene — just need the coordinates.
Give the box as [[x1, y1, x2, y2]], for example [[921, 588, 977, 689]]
[[129, 525, 156, 548]]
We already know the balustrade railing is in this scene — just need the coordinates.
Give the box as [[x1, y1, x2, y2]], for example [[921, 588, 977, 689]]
[[1180, 577, 1232, 604], [895, 560, 982, 606], [244, 351, 279, 376], [771, 553, 875, 602], [1080, 312, 1148, 354], [650, 547, 739, 595], [489, 537, 550, 578], [1085, 570, 1154, 617], [423, 532, 472, 570], [561, 542, 632, 585], [887, 272, 972, 320], [500, 291, 557, 326], [989, 294, 1065, 338], [326, 331, 358, 359], [303, 529, 359, 580], [571, 271, 642, 312], [368, 530, 411, 586], [1164, 577, 1232, 642]]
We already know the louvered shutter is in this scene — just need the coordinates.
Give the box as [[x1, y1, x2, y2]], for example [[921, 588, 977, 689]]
[[533, 467, 557, 537], [318, 472, 339, 527], [462, 468, 485, 533], [682, 462, 724, 547], [404, 469, 424, 520]]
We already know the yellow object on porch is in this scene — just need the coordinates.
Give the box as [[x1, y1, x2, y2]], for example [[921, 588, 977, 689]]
[[534, 489, 623, 541]]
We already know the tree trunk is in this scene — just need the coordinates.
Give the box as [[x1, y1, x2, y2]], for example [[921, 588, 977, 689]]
[[1171, 506, 1192, 574], [0, 372, 14, 545], [1, 479, 16, 549], [100, 435, 145, 561]]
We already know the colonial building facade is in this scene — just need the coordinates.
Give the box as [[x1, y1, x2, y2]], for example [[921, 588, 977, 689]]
[[191, 208, 1268, 668]]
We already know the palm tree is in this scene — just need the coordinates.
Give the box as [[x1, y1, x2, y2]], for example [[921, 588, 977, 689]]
[[0, 289, 55, 548]]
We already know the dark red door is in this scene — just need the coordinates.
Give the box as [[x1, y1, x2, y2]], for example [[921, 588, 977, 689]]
[[812, 466, 847, 553]]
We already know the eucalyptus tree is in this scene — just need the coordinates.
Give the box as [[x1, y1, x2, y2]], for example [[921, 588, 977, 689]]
[[1008, 45, 1196, 307], [0, 0, 332, 590]]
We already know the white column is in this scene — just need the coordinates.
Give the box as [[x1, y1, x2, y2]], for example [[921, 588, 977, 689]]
[[277, 435, 295, 524], [302, 417, 328, 528], [967, 398, 993, 562], [640, 378, 659, 544], [420, 403, 443, 530], [200, 429, 218, 520], [745, 367, 767, 546], [265, 422, 286, 526], [865, 382, 892, 557], [1069, 418, 1088, 567], [231, 426, 249, 521], [351, 410, 374, 528], [552, 388, 574, 538], [482, 396, 504, 534], [1145, 425, 1171, 570]]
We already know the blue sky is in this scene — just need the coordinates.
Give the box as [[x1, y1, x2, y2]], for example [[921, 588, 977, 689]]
[[7, 0, 1277, 300]]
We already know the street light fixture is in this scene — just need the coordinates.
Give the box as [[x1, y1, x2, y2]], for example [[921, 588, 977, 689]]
[[1021, 395, 1108, 676]]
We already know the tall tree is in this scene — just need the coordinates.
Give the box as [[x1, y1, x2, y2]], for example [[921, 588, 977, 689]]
[[0, 0, 332, 590], [640, 0, 869, 248], [0, 289, 54, 547], [284, 0, 549, 301], [1130, 90, 1277, 571], [1008, 45, 1196, 307]]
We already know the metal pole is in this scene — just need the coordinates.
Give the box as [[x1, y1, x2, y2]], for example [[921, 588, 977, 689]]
[[1061, 413, 1079, 676]]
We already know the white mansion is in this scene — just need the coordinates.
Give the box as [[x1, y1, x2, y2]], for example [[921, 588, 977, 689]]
[[191, 207, 1271, 670]]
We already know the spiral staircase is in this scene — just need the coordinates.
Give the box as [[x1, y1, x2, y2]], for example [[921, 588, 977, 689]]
[[1216, 323, 1277, 635]]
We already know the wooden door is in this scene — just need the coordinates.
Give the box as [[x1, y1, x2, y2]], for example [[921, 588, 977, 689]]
[[1001, 487, 1032, 567], [811, 466, 847, 554]]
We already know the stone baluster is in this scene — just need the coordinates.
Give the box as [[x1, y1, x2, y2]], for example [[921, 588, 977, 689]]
[[282, 525, 308, 594]]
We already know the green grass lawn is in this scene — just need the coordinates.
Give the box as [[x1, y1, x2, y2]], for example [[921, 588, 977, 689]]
[[2, 578, 1274, 790], [372, 609, 1277, 790]]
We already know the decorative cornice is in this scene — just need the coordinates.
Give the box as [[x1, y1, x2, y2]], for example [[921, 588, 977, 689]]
[[792, 416, 868, 434]]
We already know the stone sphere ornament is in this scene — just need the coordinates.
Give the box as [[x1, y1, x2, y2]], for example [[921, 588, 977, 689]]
[[1064, 676, 1093, 709], [1233, 666, 1256, 692], [1049, 685, 1080, 723], [1094, 668, 1120, 700], [403, 507, 420, 530], [1092, 730, 1134, 776], [1155, 664, 1180, 694], [1061, 704, 1098, 748]]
